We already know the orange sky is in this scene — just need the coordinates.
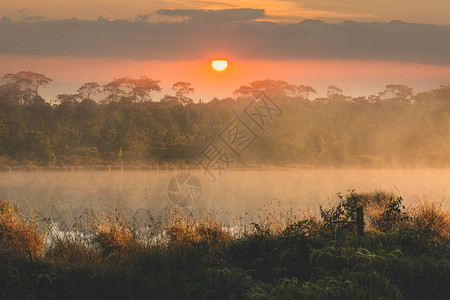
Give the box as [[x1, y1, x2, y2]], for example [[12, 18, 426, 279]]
[[2, 0, 450, 25], [1, 54, 449, 101], [1, 3, 449, 101]]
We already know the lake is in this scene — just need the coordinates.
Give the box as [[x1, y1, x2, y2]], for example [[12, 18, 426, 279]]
[[0, 169, 448, 222]]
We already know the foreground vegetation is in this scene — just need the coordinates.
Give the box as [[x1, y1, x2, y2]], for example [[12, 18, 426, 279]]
[[1, 191, 449, 299]]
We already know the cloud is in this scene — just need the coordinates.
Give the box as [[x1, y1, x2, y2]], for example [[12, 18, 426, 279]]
[[0, 9, 449, 65], [292, 0, 450, 24], [156, 8, 266, 22], [134, 14, 150, 22], [1, 16, 13, 23], [25, 15, 45, 21]]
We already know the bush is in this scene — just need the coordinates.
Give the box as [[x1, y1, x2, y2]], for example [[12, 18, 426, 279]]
[[92, 216, 137, 258], [0, 200, 44, 258], [412, 200, 450, 242], [167, 215, 232, 247], [370, 195, 410, 232]]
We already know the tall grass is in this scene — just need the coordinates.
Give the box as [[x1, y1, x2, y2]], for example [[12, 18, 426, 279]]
[[411, 199, 450, 241], [0, 191, 449, 299], [0, 200, 44, 259]]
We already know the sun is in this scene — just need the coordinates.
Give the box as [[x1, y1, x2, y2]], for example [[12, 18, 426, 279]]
[[211, 59, 228, 71]]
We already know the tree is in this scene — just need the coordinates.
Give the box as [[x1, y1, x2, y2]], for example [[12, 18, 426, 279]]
[[1, 71, 52, 105], [379, 84, 413, 103], [0, 83, 20, 107], [166, 122, 181, 145], [296, 85, 317, 100], [433, 84, 450, 103], [102, 76, 161, 104], [233, 79, 296, 99], [160, 95, 180, 105], [102, 79, 125, 104], [122, 76, 161, 103], [232, 85, 255, 99], [327, 85, 349, 102], [327, 85, 343, 98], [54, 95, 78, 125], [172, 82, 194, 105], [77, 82, 101, 100], [24, 130, 56, 162], [56, 94, 80, 104]]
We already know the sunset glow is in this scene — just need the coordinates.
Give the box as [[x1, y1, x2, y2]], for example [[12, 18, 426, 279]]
[[211, 60, 228, 71]]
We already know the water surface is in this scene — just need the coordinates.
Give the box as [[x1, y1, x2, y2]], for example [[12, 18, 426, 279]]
[[1, 169, 448, 219]]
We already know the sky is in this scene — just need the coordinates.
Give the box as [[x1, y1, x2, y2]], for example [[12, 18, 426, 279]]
[[1, 1, 450, 100], [3, 0, 450, 24]]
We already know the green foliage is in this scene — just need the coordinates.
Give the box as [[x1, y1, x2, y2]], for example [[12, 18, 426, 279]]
[[1, 77, 449, 167], [319, 191, 366, 236], [0, 193, 449, 299], [372, 196, 410, 232]]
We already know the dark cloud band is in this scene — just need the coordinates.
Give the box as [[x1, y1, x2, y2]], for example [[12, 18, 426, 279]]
[[156, 8, 266, 22], [0, 9, 449, 65]]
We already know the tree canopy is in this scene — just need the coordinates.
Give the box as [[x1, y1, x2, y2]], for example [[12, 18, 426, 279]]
[[0, 71, 448, 167]]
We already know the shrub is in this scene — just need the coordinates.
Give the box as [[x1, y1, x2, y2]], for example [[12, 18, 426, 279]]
[[412, 200, 450, 242], [371, 196, 410, 232], [324, 191, 412, 233], [0, 200, 44, 258], [92, 216, 137, 258], [167, 215, 232, 247], [319, 191, 367, 236]]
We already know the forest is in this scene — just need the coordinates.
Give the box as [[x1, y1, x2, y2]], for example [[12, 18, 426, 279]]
[[0, 71, 449, 168]]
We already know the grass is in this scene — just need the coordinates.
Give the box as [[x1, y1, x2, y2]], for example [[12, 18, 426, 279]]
[[0, 200, 44, 259], [0, 191, 449, 299]]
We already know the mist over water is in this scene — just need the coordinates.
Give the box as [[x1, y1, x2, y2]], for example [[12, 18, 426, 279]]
[[1, 169, 448, 221]]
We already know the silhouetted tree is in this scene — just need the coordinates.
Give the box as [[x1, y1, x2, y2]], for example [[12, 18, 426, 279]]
[[233, 80, 296, 99], [327, 85, 349, 102], [1, 71, 52, 105], [56, 94, 80, 104], [297, 85, 317, 100], [122, 76, 161, 103], [102, 77, 161, 104], [102, 79, 124, 104], [379, 84, 413, 103], [327, 85, 343, 97], [77, 82, 101, 100], [233, 85, 255, 99], [172, 82, 194, 105]]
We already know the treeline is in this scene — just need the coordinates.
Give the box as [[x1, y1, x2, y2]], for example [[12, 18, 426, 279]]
[[0, 71, 449, 167]]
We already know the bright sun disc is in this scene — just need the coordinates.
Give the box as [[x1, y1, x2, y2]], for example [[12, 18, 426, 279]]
[[212, 60, 228, 71]]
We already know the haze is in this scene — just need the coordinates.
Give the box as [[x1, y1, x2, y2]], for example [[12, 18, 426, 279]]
[[0, 1, 449, 219], [1, 170, 448, 224]]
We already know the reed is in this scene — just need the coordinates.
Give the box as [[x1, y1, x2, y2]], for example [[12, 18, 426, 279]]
[[0, 191, 448, 299]]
